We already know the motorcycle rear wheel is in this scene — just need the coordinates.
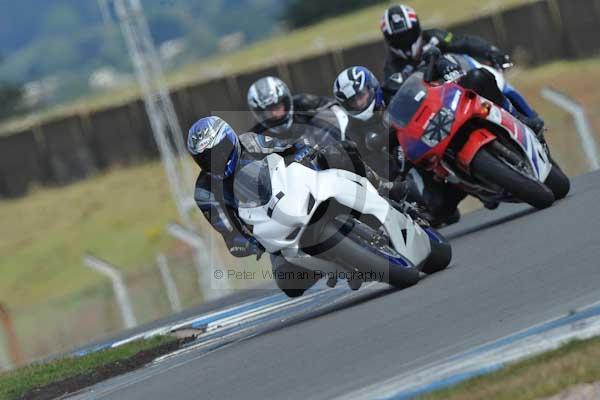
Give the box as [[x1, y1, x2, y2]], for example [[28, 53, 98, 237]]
[[471, 148, 555, 209]]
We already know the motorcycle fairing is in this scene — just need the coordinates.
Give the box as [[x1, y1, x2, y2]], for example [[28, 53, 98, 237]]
[[485, 104, 552, 181], [237, 154, 431, 268]]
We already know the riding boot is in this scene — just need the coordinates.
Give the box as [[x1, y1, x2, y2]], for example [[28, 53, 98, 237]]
[[516, 113, 546, 138], [502, 96, 545, 138]]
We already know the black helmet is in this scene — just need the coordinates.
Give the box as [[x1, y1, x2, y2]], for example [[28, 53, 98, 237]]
[[380, 4, 422, 60], [247, 76, 293, 134]]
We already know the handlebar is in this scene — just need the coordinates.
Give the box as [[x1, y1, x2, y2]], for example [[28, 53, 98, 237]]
[[423, 47, 441, 83]]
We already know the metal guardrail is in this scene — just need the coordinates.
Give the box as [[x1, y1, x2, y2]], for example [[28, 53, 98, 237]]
[[541, 87, 599, 170], [83, 253, 138, 329]]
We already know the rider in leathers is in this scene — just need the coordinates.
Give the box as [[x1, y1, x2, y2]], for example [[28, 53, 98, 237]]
[[246, 76, 336, 138], [334, 65, 462, 226], [380, 4, 544, 134], [244, 76, 407, 294], [190, 78, 405, 297], [333, 46, 539, 225]]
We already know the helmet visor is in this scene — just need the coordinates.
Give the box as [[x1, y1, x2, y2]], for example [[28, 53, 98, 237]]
[[388, 29, 421, 52], [341, 86, 375, 116], [251, 95, 293, 128], [195, 137, 235, 176]]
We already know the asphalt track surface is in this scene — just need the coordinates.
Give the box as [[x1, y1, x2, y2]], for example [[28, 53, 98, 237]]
[[72, 171, 600, 400]]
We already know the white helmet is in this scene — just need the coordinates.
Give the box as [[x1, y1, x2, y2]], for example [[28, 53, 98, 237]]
[[333, 66, 383, 121]]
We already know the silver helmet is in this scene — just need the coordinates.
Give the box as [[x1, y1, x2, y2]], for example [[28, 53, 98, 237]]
[[247, 76, 293, 134]]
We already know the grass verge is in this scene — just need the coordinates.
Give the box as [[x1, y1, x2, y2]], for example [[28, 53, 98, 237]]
[[0, 335, 188, 400], [419, 336, 600, 400], [0, 161, 179, 308]]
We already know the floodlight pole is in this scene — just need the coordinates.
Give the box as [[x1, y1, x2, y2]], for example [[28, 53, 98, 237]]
[[110, 0, 196, 225]]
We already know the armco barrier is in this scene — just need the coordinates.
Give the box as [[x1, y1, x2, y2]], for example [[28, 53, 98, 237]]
[[38, 116, 97, 185], [556, 0, 600, 58], [500, 1, 567, 65], [288, 52, 339, 95], [87, 104, 147, 168], [339, 41, 386, 79], [0, 130, 43, 197], [2, 0, 600, 198], [450, 15, 503, 52]]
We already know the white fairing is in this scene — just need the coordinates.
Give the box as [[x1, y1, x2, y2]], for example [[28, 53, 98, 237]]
[[330, 105, 349, 140], [237, 154, 431, 272]]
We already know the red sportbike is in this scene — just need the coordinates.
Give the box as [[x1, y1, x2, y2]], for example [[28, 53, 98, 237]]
[[387, 70, 570, 209]]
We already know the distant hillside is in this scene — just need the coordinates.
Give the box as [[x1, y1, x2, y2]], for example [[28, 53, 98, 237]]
[[0, 0, 390, 110], [0, 0, 286, 85]]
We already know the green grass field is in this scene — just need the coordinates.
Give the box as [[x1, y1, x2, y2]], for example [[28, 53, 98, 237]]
[[0, 0, 534, 137], [0, 335, 174, 400], [420, 337, 600, 400], [1, 57, 599, 312], [0, 162, 177, 308]]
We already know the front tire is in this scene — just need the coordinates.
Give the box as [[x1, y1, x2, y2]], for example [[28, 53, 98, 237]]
[[318, 221, 421, 289], [544, 160, 570, 200], [471, 148, 555, 209], [421, 229, 452, 274]]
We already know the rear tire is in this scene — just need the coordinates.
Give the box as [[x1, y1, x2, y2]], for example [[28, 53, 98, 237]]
[[471, 148, 555, 209], [318, 221, 421, 289], [544, 161, 570, 200]]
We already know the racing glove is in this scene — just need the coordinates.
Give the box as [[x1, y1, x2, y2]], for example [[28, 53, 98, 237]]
[[487, 48, 512, 69], [228, 236, 264, 260], [378, 177, 409, 202], [422, 46, 442, 64], [435, 57, 462, 82]]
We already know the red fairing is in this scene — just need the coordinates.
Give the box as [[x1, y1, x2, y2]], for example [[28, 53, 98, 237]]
[[457, 129, 496, 171], [388, 73, 496, 177]]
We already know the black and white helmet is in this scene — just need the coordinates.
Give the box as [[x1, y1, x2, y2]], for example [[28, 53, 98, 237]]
[[333, 66, 383, 121], [247, 76, 293, 133], [380, 4, 423, 61]]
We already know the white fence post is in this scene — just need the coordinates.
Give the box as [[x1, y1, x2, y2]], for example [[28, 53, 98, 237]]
[[166, 223, 229, 301], [83, 253, 138, 329], [541, 87, 600, 170], [156, 253, 182, 313]]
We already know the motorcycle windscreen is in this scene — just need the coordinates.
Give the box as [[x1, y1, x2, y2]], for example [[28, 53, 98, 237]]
[[233, 159, 273, 208], [386, 72, 428, 128], [385, 72, 434, 161]]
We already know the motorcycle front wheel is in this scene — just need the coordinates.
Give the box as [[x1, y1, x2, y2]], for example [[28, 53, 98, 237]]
[[471, 148, 555, 209], [318, 219, 421, 289], [421, 228, 452, 274], [544, 159, 570, 200]]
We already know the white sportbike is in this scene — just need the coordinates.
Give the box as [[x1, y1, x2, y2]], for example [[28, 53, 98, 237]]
[[235, 152, 452, 290]]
